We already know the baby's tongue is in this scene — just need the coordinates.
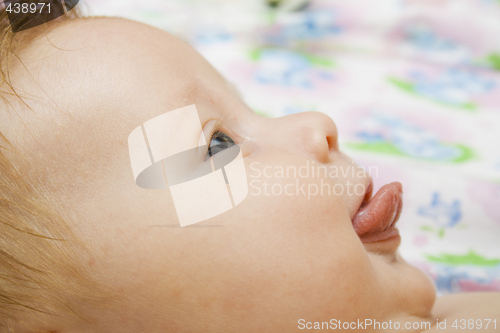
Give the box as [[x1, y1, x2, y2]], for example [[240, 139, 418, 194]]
[[352, 182, 402, 238]]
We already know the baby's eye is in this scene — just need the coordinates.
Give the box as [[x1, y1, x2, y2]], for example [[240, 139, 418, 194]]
[[207, 131, 235, 158]]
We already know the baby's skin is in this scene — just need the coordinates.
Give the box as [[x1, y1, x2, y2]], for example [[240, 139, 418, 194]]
[[2, 17, 498, 332]]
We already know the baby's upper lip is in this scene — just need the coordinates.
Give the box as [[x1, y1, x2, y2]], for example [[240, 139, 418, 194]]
[[351, 182, 403, 243], [349, 177, 373, 220]]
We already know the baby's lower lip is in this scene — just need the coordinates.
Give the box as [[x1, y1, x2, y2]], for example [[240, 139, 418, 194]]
[[358, 226, 400, 243]]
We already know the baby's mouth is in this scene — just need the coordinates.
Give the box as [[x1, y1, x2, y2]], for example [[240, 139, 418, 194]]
[[352, 182, 403, 243]]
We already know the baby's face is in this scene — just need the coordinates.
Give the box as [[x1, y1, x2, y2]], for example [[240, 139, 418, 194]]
[[5, 18, 435, 332]]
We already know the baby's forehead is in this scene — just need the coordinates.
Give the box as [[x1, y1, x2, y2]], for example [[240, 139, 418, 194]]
[[10, 17, 214, 140]]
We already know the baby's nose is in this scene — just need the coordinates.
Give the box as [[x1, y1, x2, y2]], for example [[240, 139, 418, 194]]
[[292, 111, 339, 163]]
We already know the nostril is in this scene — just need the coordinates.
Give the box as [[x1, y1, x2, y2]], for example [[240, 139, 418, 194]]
[[327, 135, 338, 152]]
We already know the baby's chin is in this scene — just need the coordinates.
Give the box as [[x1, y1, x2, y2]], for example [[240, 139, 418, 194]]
[[378, 250, 437, 318]]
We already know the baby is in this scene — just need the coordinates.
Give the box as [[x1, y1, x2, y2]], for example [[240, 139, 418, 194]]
[[0, 3, 498, 333]]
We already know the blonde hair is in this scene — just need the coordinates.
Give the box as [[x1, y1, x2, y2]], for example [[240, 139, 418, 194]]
[[0, 1, 112, 331]]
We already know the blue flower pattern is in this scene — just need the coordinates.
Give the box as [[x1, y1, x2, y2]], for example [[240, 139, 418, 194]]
[[418, 192, 462, 228], [410, 68, 496, 106], [266, 9, 342, 45], [406, 27, 458, 52], [356, 115, 462, 160]]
